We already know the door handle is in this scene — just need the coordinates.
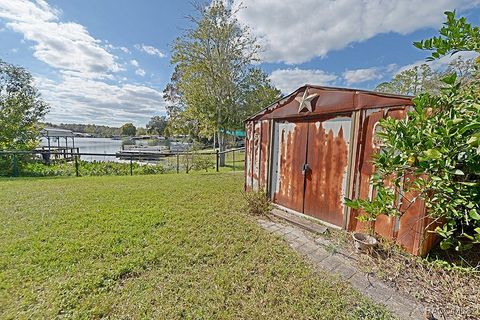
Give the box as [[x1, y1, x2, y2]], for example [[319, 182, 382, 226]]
[[302, 163, 310, 175]]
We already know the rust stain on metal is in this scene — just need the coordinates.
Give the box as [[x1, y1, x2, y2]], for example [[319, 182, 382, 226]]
[[259, 120, 269, 189], [304, 118, 350, 226], [350, 108, 384, 233], [351, 108, 400, 237], [244, 121, 253, 190], [396, 173, 427, 255], [252, 122, 261, 189], [273, 122, 307, 213]]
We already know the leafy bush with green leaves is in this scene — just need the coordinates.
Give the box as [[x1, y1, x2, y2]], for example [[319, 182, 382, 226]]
[[352, 75, 480, 250], [3, 160, 166, 177], [413, 11, 480, 61], [190, 155, 214, 172], [182, 142, 215, 172], [346, 11, 480, 251]]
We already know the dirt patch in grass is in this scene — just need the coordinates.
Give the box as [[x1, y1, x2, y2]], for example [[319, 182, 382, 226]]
[[363, 243, 480, 320], [320, 228, 480, 320]]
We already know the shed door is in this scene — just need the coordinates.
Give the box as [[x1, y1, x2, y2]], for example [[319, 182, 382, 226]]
[[304, 117, 352, 227], [271, 121, 308, 213], [271, 117, 352, 228]]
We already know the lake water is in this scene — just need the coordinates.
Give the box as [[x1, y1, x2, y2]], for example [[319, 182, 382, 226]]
[[40, 137, 183, 162], [40, 137, 124, 162]]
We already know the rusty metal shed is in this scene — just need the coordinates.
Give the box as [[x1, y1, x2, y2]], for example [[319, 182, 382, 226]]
[[245, 85, 437, 256]]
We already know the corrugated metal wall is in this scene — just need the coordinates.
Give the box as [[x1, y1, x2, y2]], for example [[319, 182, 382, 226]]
[[347, 107, 438, 255], [304, 116, 352, 227], [271, 120, 308, 213], [245, 120, 270, 192]]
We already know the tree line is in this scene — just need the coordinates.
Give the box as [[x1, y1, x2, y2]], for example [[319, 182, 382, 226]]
[[375, 56, 478, 96], [42, 122, 121, 138], [43, 116, 170, 138]]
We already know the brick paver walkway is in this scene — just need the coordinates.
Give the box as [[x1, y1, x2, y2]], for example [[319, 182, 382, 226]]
[[258, 218, 426, 320]]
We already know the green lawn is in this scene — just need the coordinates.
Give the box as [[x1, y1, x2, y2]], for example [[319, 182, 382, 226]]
[[0, 173, 391, 319]]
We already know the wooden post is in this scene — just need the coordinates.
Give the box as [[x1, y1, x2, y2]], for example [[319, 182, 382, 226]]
[[75, 154, 79, 177], [216, 150, 219, 172], [176, 152, 179, 174], [186, 152, 189, 174], [232, 149, 235, 171], [65, 137, 68, 159], [12, 154, 19, 177], [130, 156, 133, 176]]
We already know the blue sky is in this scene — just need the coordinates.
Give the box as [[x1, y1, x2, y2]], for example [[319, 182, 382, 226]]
[[1, 0, 479, 127]]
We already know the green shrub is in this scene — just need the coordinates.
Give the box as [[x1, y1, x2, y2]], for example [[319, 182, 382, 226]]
[[8, 160, 167, 177], [347, 74, 480, 251], [191, 155, 214, 172], [346, 12, 480, 251]]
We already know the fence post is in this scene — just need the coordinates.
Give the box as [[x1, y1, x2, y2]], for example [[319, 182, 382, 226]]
[[130, 156, 133, 176], [215, 150, 219, 172], [75, 154, 79, 177], [232, 149, 235, 171], [12, 154, 19, 177], [186, 152, 189, 174], [176, 152, 179, 174]]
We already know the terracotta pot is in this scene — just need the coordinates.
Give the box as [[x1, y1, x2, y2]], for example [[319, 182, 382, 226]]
[[352, 232, 378, 253]]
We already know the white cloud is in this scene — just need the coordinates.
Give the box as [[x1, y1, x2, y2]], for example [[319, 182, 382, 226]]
[[343, 67, 382, 84], [135, 68, 146, 77], [119, 46, 130, 54], [234, 0, 480, 64], [135, 43, 165, 58], [269, 68, 338, 93], [130, 59, 139, 67], [36, 75, 166, 126], [397, 51, 479, 73], [0, 0, 59, 22], [0, 0, 121, 78], [342, 53, 480, 88], [0, 0, 166, 126], [106, 43, 131, 54]]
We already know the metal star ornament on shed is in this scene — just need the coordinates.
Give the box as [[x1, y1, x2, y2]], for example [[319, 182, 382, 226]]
[[295, 89, 318, 113]]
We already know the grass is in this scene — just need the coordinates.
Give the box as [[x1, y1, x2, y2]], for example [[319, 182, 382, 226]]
[[0, 173, 391, 319]]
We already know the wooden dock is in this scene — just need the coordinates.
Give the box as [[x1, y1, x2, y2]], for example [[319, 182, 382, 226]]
[[35, 146, 79, 163], [115, 149, 172, 160]]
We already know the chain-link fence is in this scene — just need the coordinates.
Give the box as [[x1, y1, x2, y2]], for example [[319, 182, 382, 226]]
[[0, 148, 245, 177]]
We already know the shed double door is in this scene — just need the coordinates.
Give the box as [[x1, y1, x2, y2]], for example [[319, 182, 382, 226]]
[[271, 117, 352, 227]]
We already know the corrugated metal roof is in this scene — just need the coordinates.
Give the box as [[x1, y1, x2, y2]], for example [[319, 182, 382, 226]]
[[41, 128, 75, 137]]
